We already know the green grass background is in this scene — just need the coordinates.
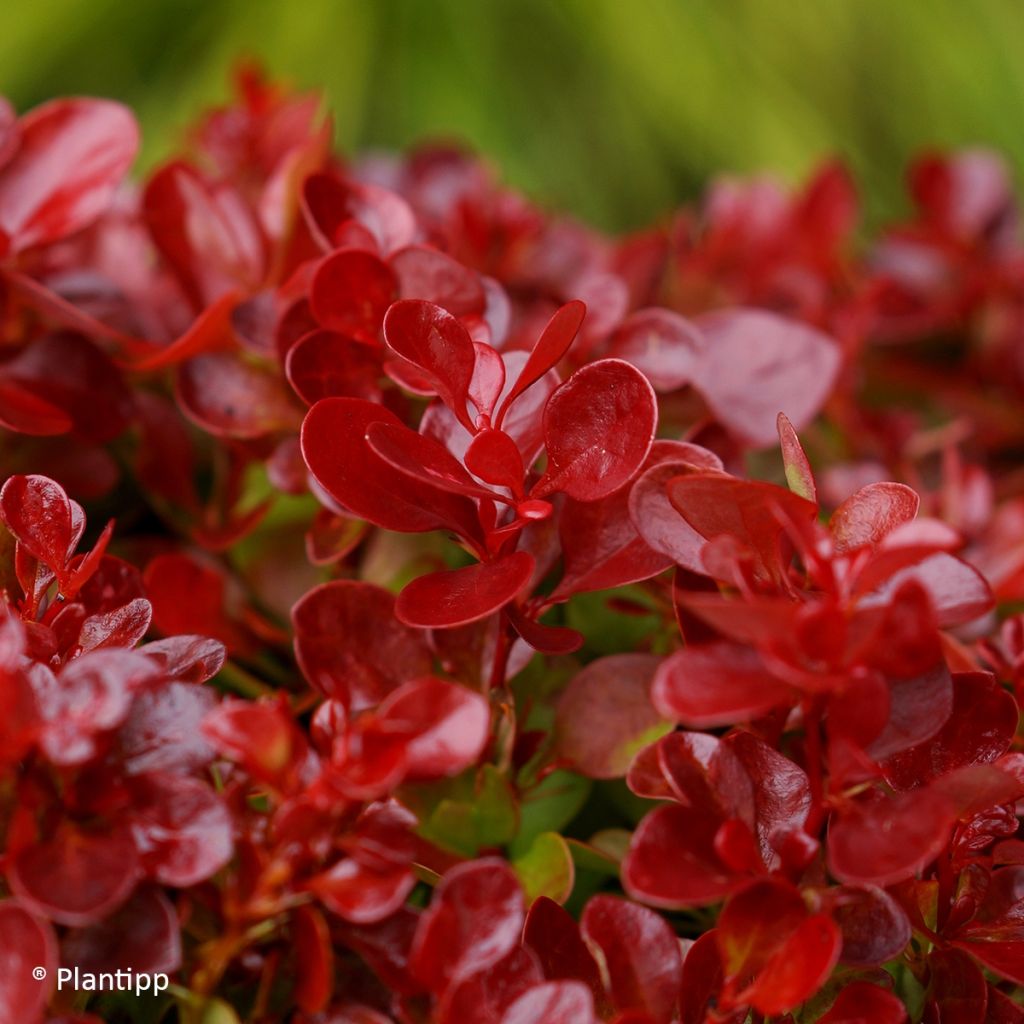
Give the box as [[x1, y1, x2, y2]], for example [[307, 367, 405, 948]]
[[3, 0, 1022, 231]]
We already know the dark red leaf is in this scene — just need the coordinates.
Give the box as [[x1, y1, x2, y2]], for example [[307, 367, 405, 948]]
[[293, 581, 432, 709], [409, 858, 524, 994], [118, 681, 217, 775], [438, 946, 543, 1024], [301, 397, 481, 536], [824, 885, 912, 966], [61, 886, 181, 976], [0, 473, 73, 578], [292, 904, 334, 1014], [285, 329, 383, 405], [465, 428, 525, 495], [8, 824, 140, 926], [312, 859, 415, 924], [818, 982, 907, 1023], [137, 635, 226, 684], [395, 552, 535, 629], [581, 894, 682, 1022], [202, 697, 305, 787], [77, 597, 152, 654], [391, 244, 486, 317]]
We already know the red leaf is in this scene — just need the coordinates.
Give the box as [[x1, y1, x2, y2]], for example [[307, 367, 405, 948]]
[[927, 948, 988, 1022], [301, 397, 481, 536], [652, 643, 792, 727], [623, 804, 738, 908], [497, 300, 586, 421], [292, 581, 432, 709], [693, 309, 840, 446], [285, 329, 383, 405], [536, 359, 657, 501], [395, 552, 535, 629], [0, 901, 57, 1024], [291, 904, 334, 1014], [376, 677, 490, 779], [61, 886, 181, 976], [439, 947, 543, 1024], [383, 300, 476, 423], [8, 824, 140, 926], [128, 773, 233, 886], [555, 654, 666, 779], [0, 376, 72, 435], [118, 681, 217, 775], [410, 858, 524, 994], [679, 931, 725, 1024], [137, 635, 226, 684], [465, 428, 525, 496], [865, 662, 954, 762], [830, 482, 920, 555], [202, 697, 304, 786], [176, 351, 301, 439], [391, 244, 486, 317], [523, 898, 607, 1014], [309, 248, 397, 338], [366, 421, 502, 501], [717, 878, 841, 1015], [77, 597, 152, 654], [581, 894, 682, 1022], [312, 859, 415, 924], [0, 98, 138, 252], [302, 172, 415, 254], [818, 981, 907, 1023], [883, 672, 1017, 790], [827, 787, 956, 886], [607, 307, 704, 392], [500, 981, 598, 1024], [823, 885, 912, 966], [0, 473, 73, 578]]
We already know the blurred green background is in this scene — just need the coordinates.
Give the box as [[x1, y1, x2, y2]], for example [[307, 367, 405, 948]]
[[3, 0, 1022, 231]]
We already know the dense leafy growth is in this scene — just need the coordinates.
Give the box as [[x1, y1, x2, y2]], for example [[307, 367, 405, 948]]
[[2, 69, 1024, 1022]]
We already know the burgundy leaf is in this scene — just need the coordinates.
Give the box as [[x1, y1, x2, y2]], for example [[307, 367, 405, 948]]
[[293, 581, 433, 709], [285, 329, 383, 405], [309, 248, 397, 338], [0, 473, 73, 578], [395, 552, 535, 629]]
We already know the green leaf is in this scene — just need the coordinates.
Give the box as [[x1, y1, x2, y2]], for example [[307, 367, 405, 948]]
[[514, 831, 575, 904], [511, 769, 591, 858]]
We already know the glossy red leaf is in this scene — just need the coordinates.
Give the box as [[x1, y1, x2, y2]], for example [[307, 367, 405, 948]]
[[285, 329, 383, 405], [137, 635, 226, 684], [693, 309, 840, 446], [366, 420, 502, 501], [824, 885, 912, 966], [8, 824, 140, 926], [302, 172, 416, 254], [395, 552, 535, 629], [0, 901, 57, 1024], [77, 597, 152, 654], [555, 654, 667, 779], [468, 342, 506, 419], [465, 428, 525, 495], [438, 946, 543, 1024], [128, 772, 233, 886], [497, 300, 586, 420], [0, 473, 73, 577], [827, 786, 956, 886], [302, 397, 481, 536], [818, 982, 907, 1023], [500, 982, 597, 1024], [61, 886, 181, 976], [523, 898, 608, 1013], [679, 931, 725, 1024], [291, 904, 334, 1014], [581, 894, 682, 1022], [865, 662, 954, 762], [882, 671, 1017, 790], [607, 307, 704, 392], [0, 98, 138, 252], [623, 803, 737, 908], [383, 299, 476, 420], [409, 858, 525, 994], [652, 643, 792, 727], [716, 879, 841, 1015], [309, 248, 397, 337], [376, 676, 490, 779], [202, 697, 304, 786], [118, 681, 217, 775], [293, 581, 432, 708], [830, 482, 920, 555], [535, 359, 656, 501], [312, 859, 415, 924]]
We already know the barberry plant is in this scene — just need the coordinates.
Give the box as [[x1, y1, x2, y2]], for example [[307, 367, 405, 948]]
[[2, 68, 1024, 1023]]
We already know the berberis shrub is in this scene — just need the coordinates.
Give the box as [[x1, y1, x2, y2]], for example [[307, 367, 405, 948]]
[[3, 67, 1024, 1023]]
